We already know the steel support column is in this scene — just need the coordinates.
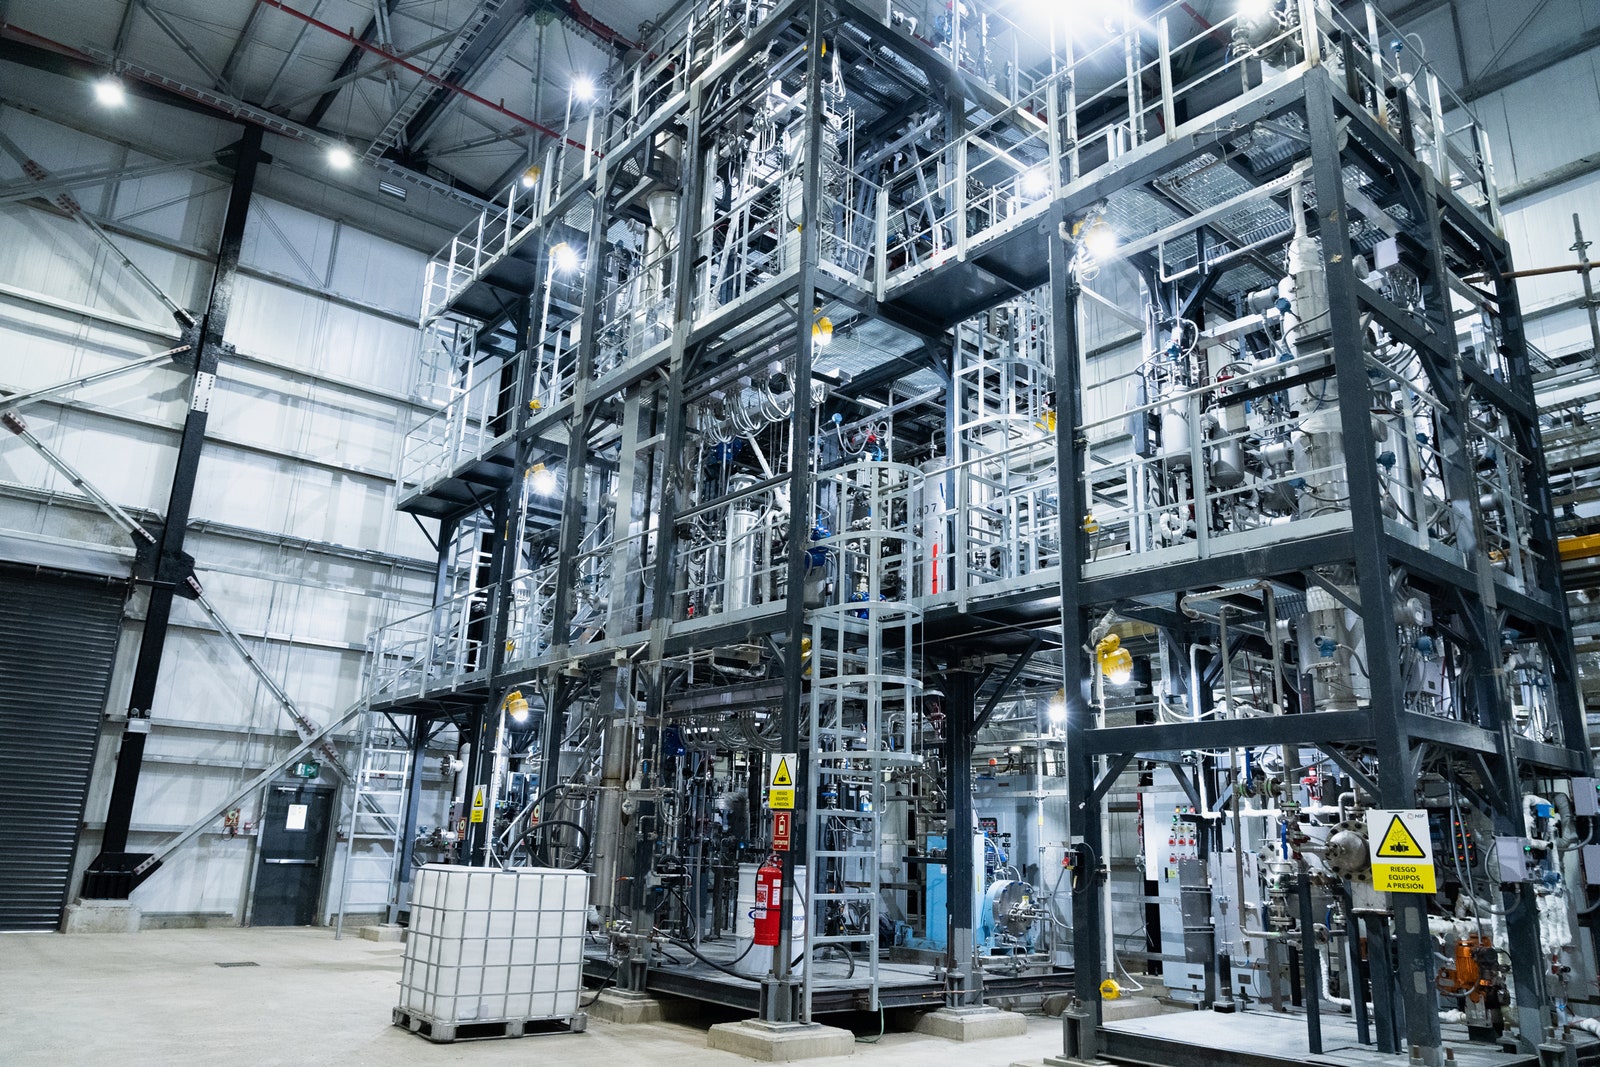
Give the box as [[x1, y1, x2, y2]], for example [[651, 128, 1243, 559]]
[[766, 1, 826, 1026], [1050, 202, 1101, 1015], [943, 665, 979, 1006], [82, 125, 263, 899], [1306, 72, 1442, 1057]]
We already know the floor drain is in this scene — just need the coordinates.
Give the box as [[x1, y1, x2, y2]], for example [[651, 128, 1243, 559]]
[[214, 961, 259, 968]]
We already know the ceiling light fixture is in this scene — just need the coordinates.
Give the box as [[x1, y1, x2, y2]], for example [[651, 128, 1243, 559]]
[[572, 76, 596, 102], [327, 144, 354, 170], [93, 77, 127, 107]]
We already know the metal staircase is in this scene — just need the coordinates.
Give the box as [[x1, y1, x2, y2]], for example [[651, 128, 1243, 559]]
[[333, 709, 412, 937], [364, 0, 509, 162], [802, 460, 925, 1019]]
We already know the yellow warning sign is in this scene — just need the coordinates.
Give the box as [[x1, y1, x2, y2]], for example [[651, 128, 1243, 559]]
[[470, 785, 487, 824], [1365, 808, 1435, 894], [767, 753, 796, 810], [1373, 863, 1437, 894], [1375, 815, 1426, 859]]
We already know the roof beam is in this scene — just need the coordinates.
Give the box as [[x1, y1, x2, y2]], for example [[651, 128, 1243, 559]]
[[258, 0, 578, 147], [279, 26, 457, 113], [304, 3, 392, 127], [1461, 25, 1600, 102], [218, 0, 266, 90], [138, 0, 228, 90], [401, 6, 534, 157]]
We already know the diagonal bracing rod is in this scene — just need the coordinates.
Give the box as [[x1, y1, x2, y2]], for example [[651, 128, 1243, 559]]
[[3, 408, 355, 780], [133, 698, 369, 879], [0, 346, 190, 416], [186, 585, 353, 781], [0, 129, 195, 327], [2, 409, 158, 547]]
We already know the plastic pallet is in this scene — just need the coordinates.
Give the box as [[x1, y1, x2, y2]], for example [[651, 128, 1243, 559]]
[[391, 1007, 588, 1043]]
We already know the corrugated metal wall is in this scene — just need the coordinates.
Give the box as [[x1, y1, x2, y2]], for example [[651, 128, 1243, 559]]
[[0, 566, 127, 931], [0, 88, 448, 924]]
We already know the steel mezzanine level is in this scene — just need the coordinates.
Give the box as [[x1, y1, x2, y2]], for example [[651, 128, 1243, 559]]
[[355, 2, 1593, 1061]]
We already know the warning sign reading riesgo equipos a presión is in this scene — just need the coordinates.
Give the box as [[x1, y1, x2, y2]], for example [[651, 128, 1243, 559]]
[[1365, 808, 1437, 894]]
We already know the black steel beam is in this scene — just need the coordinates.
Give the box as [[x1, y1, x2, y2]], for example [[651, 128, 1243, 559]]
[[943, 666, 979, 1007], [1087, 709, 1373, 757], [82, 126, 263, 898]]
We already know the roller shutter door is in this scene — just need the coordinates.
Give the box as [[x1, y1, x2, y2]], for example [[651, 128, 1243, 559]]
[[0, 565, 127, 931]]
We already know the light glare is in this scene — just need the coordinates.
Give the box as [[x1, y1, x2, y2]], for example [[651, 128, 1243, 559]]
[[1084, 223, 1118, 260], [531, 464, 558, 495], [93, 78, 127, 107], [551, 242, 580, 273], [573, 76, 596, 101], [327, 144, 354, 170]]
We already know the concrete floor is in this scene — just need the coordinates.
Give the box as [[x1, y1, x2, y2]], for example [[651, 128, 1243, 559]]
[[0, 927, 1068, 1066]]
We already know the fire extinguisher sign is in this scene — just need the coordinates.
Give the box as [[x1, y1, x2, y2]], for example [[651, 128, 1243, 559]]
[[772, 811, 792, 851], [767, 753, 796, 810]]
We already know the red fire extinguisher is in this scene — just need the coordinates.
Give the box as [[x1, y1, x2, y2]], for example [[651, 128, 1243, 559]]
[[753, 856, 784, 947]]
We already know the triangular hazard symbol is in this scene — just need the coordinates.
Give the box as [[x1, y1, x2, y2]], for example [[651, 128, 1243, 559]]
[[772, 757, 793, 787], [1375, 815, 1425, 859]]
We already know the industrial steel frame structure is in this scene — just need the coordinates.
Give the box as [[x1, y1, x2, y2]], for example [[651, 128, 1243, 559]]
[[361, 1, 1594, 1062]]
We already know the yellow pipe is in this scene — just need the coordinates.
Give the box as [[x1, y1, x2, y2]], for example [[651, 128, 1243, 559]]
[[1560, 533, 1600, 562]]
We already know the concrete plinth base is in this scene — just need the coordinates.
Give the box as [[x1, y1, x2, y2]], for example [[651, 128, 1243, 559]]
[[589, 990, 672, 1025], [914, 1007, 1029, 1042], [706, 1020, 855, 1061], [61, 899, 141, 934], [358, 924, 405, 943]]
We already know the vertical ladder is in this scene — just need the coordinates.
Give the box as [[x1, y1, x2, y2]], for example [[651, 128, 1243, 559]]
[[333, 709, 411, 938], [802, 460, 925, 1020]]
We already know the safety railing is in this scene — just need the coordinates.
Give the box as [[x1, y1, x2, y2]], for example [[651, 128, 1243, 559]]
[[693, 153, 800, 321], [528, 287, 582, 411], [601, 8, 695, 157], [1079, 351, 1350, 573], [419, 176, 544, 325], [1325, 0, 1497, 225], [817, 171, 880, 290], [397, 350, 522, 504], [1366, 355, 1456, 551], [368, 587, 491, 704], [414, 314, 476, 407], [883, 81, 1057, 289], [1472, 420, 1545, 599], [871, 0, 1502, 284], [595, 233, 678, 380], [502, 563, 558, 668], [673, 477, 790, 623]]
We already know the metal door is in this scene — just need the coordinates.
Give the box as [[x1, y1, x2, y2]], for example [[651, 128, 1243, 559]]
[[253, 783, 335, 926]]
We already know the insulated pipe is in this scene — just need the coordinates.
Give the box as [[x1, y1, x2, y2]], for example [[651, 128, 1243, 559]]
[[589, 719, 633, 916]]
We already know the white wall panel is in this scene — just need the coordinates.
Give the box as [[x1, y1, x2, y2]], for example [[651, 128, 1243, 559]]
[[225, 274, 422, 394], [0, 121, 438, 925], [241, 198, 338, 287], [325, 224, 428, 318], [111, 168, 228, 249]]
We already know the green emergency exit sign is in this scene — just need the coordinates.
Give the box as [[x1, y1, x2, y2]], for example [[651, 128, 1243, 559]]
[[291, 761, 320, 780]]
